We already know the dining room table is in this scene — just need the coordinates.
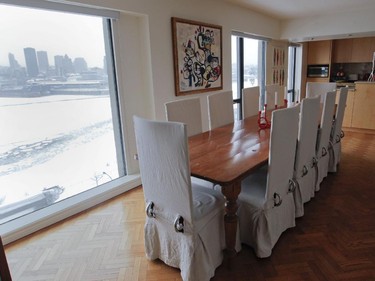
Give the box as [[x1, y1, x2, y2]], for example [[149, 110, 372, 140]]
[[188, 110, 274, 265]]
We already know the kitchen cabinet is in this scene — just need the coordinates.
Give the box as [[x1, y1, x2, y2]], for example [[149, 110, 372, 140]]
[[332, 37, 375, 63], [351, 38, 375, 62], [332, 39, 352, 63], [351, 82, 375, 130], [307, 40, 332, 65], [341, 88, 355, 127]]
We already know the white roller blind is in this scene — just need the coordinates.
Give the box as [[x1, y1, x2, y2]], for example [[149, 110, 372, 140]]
[[0, 0, 119, 19]]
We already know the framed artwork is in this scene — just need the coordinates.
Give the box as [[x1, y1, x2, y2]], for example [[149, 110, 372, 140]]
[[172, 17, 223, 96]]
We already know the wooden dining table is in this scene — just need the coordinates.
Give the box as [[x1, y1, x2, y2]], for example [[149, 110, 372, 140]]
[[188, 111, 273, 264]]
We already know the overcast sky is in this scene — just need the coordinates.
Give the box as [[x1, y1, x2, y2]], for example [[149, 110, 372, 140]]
[[0, 4, 106, 68]]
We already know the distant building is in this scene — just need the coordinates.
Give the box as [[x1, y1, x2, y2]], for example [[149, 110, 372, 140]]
[[74, 57, 88, 73], [54, 55, 64, 76], [37, 51, 49, 74], [8, 53, 20, 70], [23, 47, 39, 78]]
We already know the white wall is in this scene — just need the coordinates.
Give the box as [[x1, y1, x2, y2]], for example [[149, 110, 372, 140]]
[[281, 6, 375, 42]]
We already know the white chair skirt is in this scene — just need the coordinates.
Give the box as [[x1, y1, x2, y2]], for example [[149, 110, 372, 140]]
[[238, 192, 295, 258], [316, 154, 330, 191], [144, 186, 225, 281], [328, 142, 341, 173], [293, 170, 316, 217]]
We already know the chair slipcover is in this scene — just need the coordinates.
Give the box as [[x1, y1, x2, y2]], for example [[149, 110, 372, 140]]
[[293, 97, 320, 217], [165, 98, 214, 189], [133, 116, 227, 281], [242, 86, 260, 119], [328, 87, 348, 173], [306, 82, 336, 102], [207, 91, 234, 130], [165, 97, 203, 137], [315, 91, 336, 191], [238, 105, 299, 258]]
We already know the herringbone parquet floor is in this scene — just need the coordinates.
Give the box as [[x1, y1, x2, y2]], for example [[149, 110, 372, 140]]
[[4, 129, 375, 281]]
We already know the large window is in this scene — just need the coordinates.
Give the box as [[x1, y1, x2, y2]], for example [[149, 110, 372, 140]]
[[0, 4, 125, 224], [231, 34, 266, 119]]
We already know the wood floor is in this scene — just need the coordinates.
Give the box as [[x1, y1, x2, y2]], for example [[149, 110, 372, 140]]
[[4, 129, 375, 281]]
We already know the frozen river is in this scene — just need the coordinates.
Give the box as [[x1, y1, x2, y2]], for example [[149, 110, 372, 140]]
[[0, 95, 121, 219]]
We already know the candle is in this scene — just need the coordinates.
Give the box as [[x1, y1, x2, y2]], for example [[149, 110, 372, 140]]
[[259, 95, 262, 111], [296, 89, 300, 103], [275, 91, 278, 107], [265, 90, 268, 106]]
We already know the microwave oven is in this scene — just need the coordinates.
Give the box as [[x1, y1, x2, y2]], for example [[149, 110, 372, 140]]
[[307, 64, 329, 78]]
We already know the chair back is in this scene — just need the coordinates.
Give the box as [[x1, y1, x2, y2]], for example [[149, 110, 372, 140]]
[[331, 87, 348, 144], [265, 84, 278, 108], [133, 116, 194, 229], [316, 91, 336, 159], [266, 105, 300, 200], [306, 82, 336, 102], [207, 91, 234, 129], [294, 96, 320, 178], [165, 97, 202, 137], [242, 86, 260, 119]]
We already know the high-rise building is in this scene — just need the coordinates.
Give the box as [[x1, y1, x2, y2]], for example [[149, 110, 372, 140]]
[[23, 47, 39, 78], [74, 57, 88, 73], [37, 51, 49, 74], [54, 55, 64, 76], [8, 53, 20, 70]]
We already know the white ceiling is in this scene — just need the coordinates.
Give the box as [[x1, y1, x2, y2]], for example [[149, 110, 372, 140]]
[[225, 0, 375, 20]]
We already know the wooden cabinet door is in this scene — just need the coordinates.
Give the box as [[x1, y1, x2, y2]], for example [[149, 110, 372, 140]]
[[351, 38, 373, 62], [351, 83, 375, 129], [307, 40, 332, 64], [342, 89, 355, 127], [332, 39, 352, 63]]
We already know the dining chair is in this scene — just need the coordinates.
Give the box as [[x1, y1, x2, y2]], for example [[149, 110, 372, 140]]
[[165, 97, 202, 137], [0, 236, 12, 281], [133, 116, 227, 281], [207, 91, 234, 130], [165, 97, 215, 189], [293, 96, 320, 217], [242, 86, 260, 119], [237, 105, 300, 258], [306, 82, 336, 102], [315, 91, 336, 191], [328, 87, 349, 173]]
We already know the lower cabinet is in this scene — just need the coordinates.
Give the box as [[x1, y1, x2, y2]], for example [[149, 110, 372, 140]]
[[349, 83, 375, 130]]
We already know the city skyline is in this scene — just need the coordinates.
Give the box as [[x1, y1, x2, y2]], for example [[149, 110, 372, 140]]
[[0, 4, 106, 68]]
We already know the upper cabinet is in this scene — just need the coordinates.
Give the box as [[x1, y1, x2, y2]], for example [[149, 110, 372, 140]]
[[351, 37, 375, 62], [307, 40, 332, 64], [332, 37, 375, 63], [332, 39, 352, 63]]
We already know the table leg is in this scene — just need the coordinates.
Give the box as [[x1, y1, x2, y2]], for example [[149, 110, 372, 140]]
[[221, 181, 241, 268]]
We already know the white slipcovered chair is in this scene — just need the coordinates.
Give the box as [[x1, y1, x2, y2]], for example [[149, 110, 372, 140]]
[[165, 97, 203, 137], [133, 116, 227, 281], [242, 86, 260, 119], [306, 82, 336, 102], [315, 91, 336, 191], [328, 87, 349, 173], [165, 98, 214, 189], [207, 91, 234, 130], [237, 105, 300, 258], [293, 96, 320, 217]]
